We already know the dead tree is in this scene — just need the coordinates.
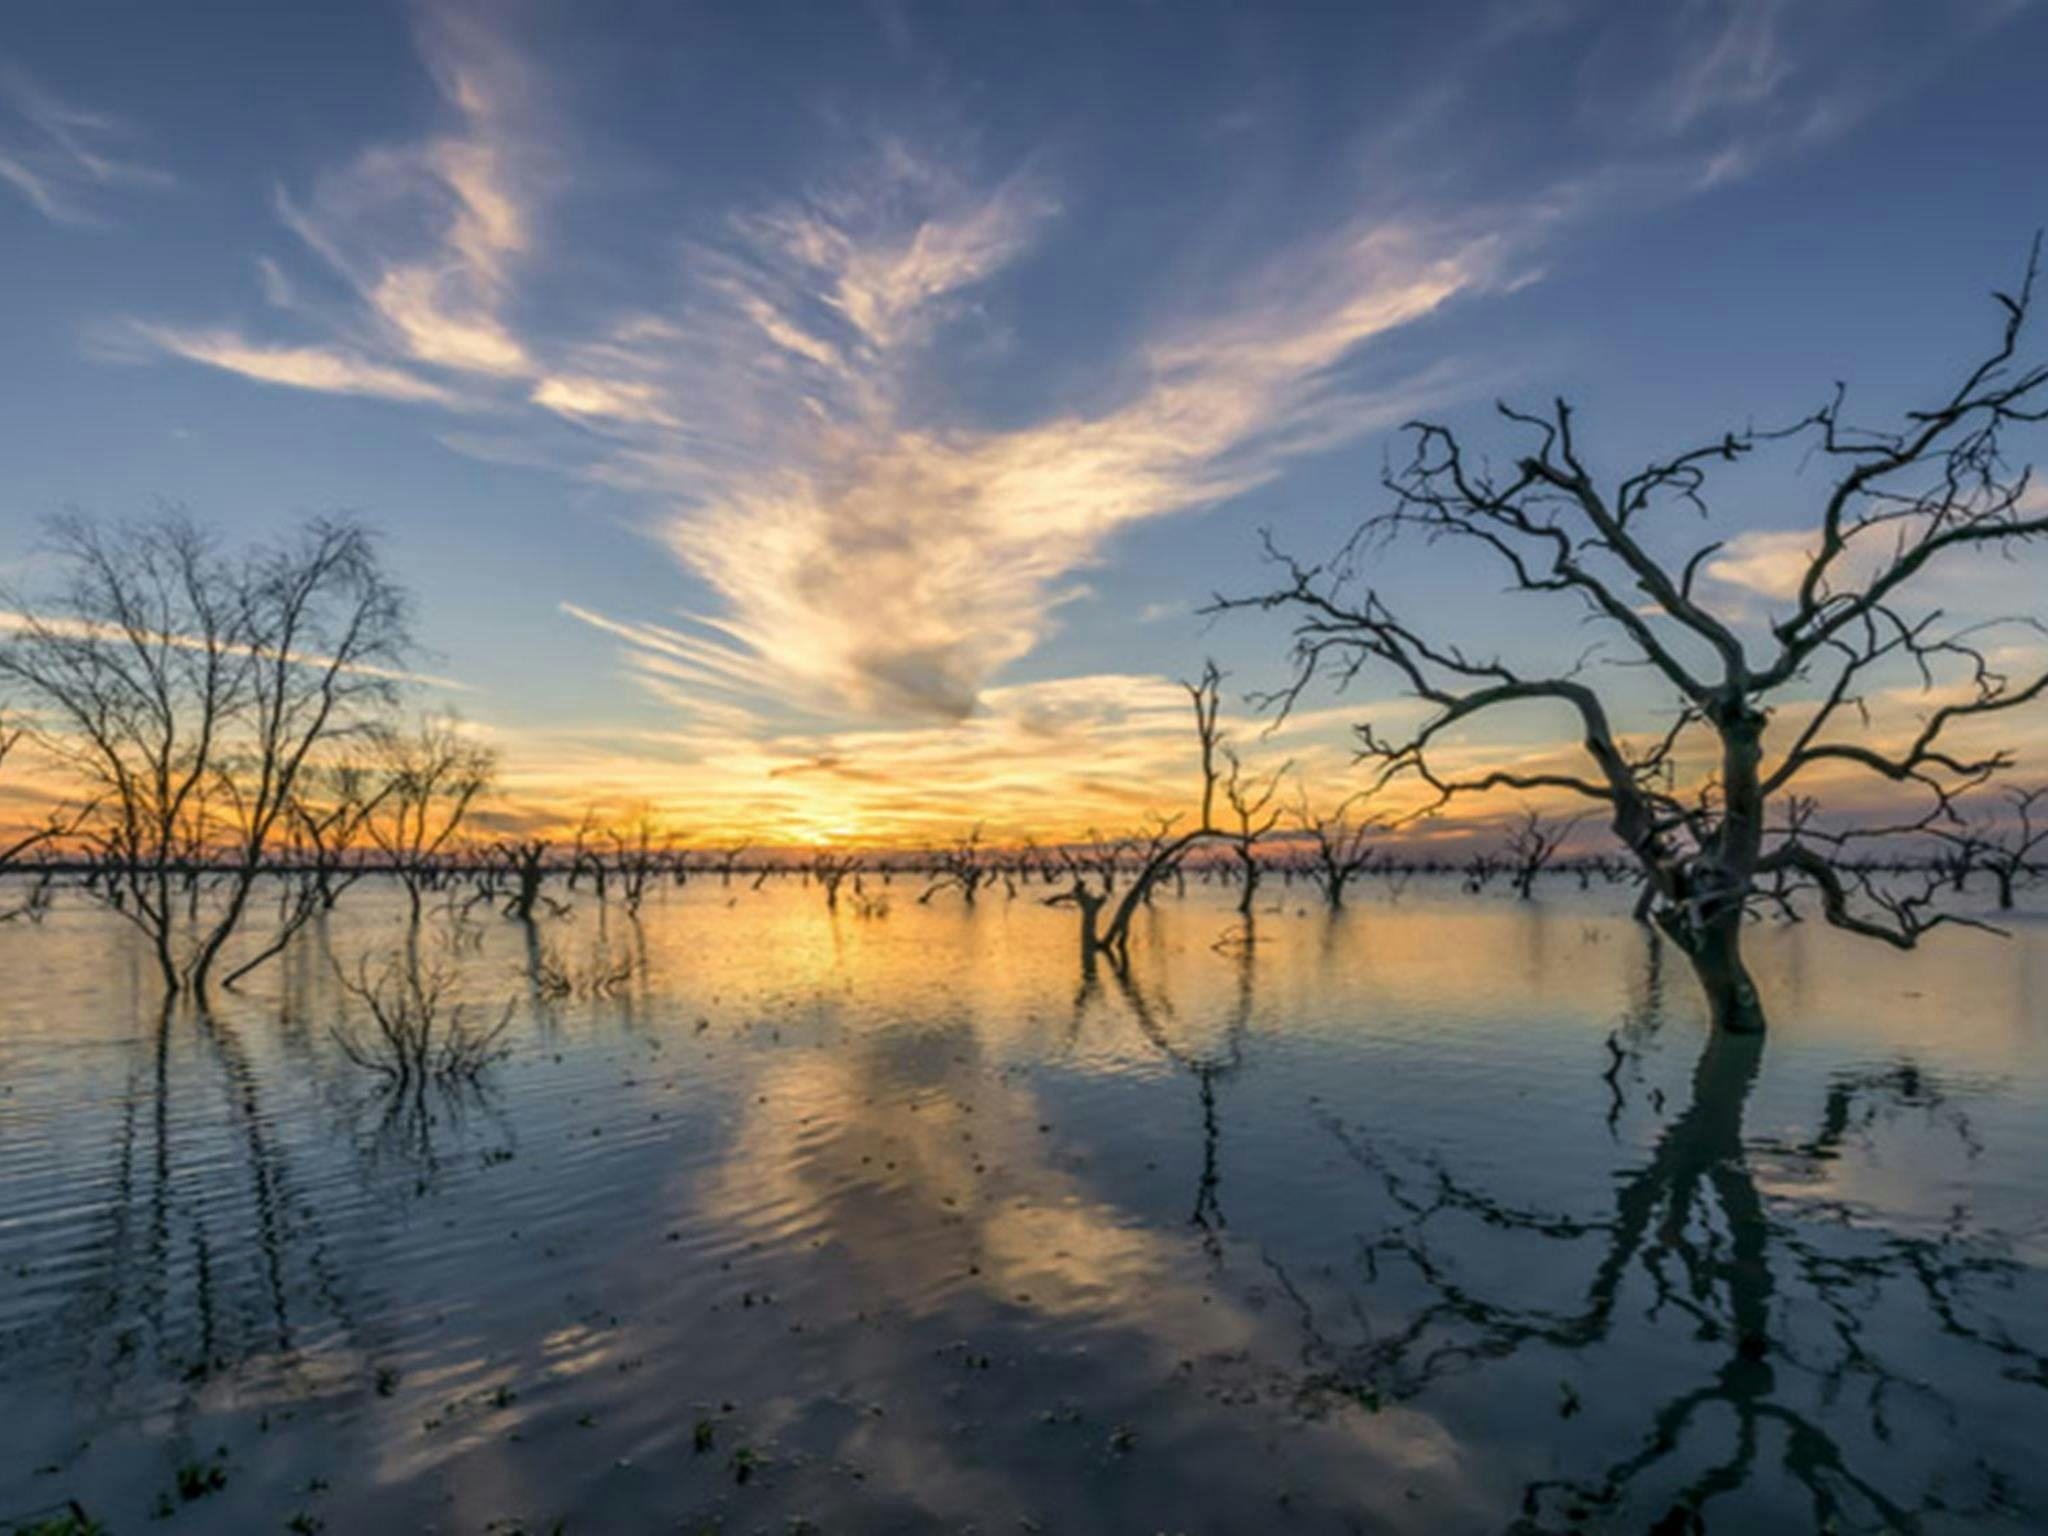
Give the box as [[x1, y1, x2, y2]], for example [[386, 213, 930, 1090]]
[[807, 848, 860, 910], [1504, 808, 1584, 900], [497, 838, 559, 922], [333, 950, 513, 1091], [1221, 746, 1289, 917], [362, 717, 495, 920], [1296, 789, 1379, 910], [1049, 662, 1224, 967], [568, 810, 609, 902], [1939, 785, 2046, 911], [1045, 846, 1114, 960], [920, 824, 993, 905], [604, 809, 673, 916], [1462, 848, 1504, 895], [1218, 246, 2048, 1032], [0, 512, 410, 993], [220, 758, 386, 986]]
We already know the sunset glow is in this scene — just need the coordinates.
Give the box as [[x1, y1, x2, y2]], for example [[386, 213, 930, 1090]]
[[3, 2, 2045, 847]]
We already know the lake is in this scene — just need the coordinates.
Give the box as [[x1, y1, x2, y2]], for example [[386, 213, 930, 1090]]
[[1, 874, 2044, 1534]]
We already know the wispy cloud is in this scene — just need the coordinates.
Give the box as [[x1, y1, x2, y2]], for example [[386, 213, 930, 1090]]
[[109, 3, 1521, 728], [1659, 0, 1795, 133], [109, 0, 2037, 801], [275, 8, 537, 379], [1703, 528, 1813, 602], [0, 61, 172, 227], [125, 5, 540, 400], [576, 158, 1505, 722], [126, 325, 462, 406], [1705, 519, 2048, 623]]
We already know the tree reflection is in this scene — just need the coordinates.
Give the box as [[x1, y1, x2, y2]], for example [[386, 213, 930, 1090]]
[[1098, 933, 1259, 1252], [347, 1072, 507, 1197], [1280, 939, 2045, 1532], [0, 997, 358, 1402]]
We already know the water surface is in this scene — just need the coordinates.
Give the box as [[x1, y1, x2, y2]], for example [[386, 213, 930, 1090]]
[[1, 876, 2043, 1533]]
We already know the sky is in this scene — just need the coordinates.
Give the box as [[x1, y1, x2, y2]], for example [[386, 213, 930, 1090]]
[[2, 0, 2046, 846]]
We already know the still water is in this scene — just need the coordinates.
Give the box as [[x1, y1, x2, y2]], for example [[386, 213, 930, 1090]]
[[1, 876, 2044, 1533]]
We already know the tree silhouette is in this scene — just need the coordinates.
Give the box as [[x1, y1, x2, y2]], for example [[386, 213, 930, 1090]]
[[0, 512, 411, 993], [1219, 246, 2048, 1031], [1278, 954, 2045, 1532]]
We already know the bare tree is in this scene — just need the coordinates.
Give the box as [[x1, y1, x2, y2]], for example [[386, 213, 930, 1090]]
[[1293, 788, 1379, 911], [1939, 784, 2048, 911], [0, 512, 410, 993], [603, 808, 674, 916], [1221, 745, 1289, 917], [807, 848, 860, 910], [219, 756, 387, 986], [362, 717, 496, 920], [495, 838, 561, 923], [710, 843, 750, 886], [568, 809, 609, 902], [1049, 661, 1225, 967], [920, 824, 994, 906], [1503, 807, 1584, 900], [1220, 248, 2048, 1032]]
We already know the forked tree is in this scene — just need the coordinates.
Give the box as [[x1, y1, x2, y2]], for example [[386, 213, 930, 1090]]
[[1504, 808, 1584, 900], [920, 824, 994, 905], [1049, 661, 1226, 967], [496, 837, 560, 922], [1293, 788, 1379, 911], [0, 512, 410, 993], [603, 809, 675, 916], [1220, 745, 1288, 916], [1220, 248, 2048, 1032], [362, 717, 496, 920], [807, 848, 860, 910], [1938, 784, 2047, 911]]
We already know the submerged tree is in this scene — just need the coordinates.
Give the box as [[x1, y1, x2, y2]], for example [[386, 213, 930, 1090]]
[[333, 949, 513, 1091], [1049, 661, 1226, 968], [0, 512, 411, 993], [1220, 746, 1289, 917], [807, 847, 860, 910], [495, 837, 558, 923], [1294, 787, 1380, 911], [1938, 784, 2047, 912], [920, 824, 995, 906], [219, 755, 387, 986], [1504, 807, 1584, 900], [362, 717, 496, 920], [603, 808, 674, 916], [1221, 249, 2048, 1032]]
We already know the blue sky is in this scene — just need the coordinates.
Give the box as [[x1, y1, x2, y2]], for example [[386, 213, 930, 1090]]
[[2, 0, 2045, 840]]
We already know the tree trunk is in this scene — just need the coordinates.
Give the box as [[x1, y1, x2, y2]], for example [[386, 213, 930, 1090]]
[[1077, 894, 1101, 962], [1685, 919, 1767, 1034]]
